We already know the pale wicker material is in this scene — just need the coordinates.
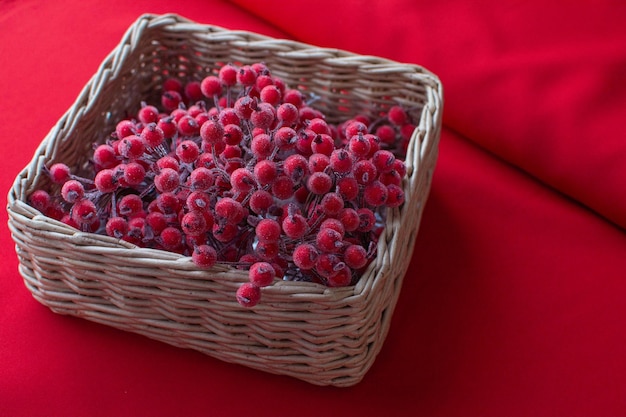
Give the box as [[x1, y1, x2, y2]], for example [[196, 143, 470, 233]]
[[6, 13, 443, 387]]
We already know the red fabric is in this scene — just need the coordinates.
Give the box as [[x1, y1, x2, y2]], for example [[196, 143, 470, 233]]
[[2, 0, 626, 416]]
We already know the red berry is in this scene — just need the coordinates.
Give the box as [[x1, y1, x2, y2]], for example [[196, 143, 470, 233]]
[[335, 176, 359, 201], [161, 90, 182, 112], [138, 104, 159, 125], [353, 160, 377, 185], [200, 119, 224, 145], [181, 210, 208, 236], [253, 159, 278, 186], [140, 123, 165, 148], [320, 218, 345, 238], [236, 282, 261, 307], [157, 117, 177, 139], [375, 124, 397, 145], [154, 167, 180, 193], [219, 63, 238, 87], [255, 218, 281, 243], [188, 167, 214, 191], [184, 81, 203, 102], [388, 105, 408, 126], [105, 216, 128, 239], [60, 180, 84, 203], [319, 192, 344, 216], [363, 180, 388, 207], [160, 226, 183, 250], [192, 244, 218, 268], [311, 133, 334, 156], [230, 167, 256, 193], [260, 85, 281, 106], [274, 127, 298, 150], [276, 102, 299, 126], [71, 199, 98, 227], [237, 65, 258, 86], [115, 119, 137, 139], [200, 75, 222, 97], [326, 265, 353, 287], [223, 123, 243, 146], [94, 169, 118, 193], [282, 213, 308, 239], [176, 140, 200, 164], [248, 262, 275, 287], [177, 115, 200, 136], [118, 135, 145, 160], [308, 153, 330, 173], [338, 208, 360, 232], [118, 194, 143, 217], [386, 184, 405, 208], [29, 189, 51, 212], [123, 162, 146, 186], [249, 190, 274, 214], [215, 197, 245, 224], [92, 145, 118, 169], [292, 244, 318, 270], [283, 153, 309, 183], [329, 149, 353, 174], [344, 244, 368, 269], [250, 133, 273, 159], [48, 163, 72, 184], [307, 172, 333, 195], [271, 175, 295, 200]]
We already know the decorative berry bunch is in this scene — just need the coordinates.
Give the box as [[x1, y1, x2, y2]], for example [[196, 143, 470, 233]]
[[28, 61, 415, 307]]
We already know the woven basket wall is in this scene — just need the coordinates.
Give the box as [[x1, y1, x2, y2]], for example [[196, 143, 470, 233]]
[[6, 13, 443, 387]]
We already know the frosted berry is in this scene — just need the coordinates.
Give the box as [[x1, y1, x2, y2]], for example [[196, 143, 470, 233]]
[[253, 159, 278, 186], [71, 199, 98, 227], [329, 149, 353, 174], [138, 104, 159, 125], [292, 244, 318, 270], [363, 180, 388, 207], [181, 210, 208, 236], [255, 218, 281, 243], [200, 119, 224, 145], [249, 190, 274, 214], [200, 75, 222, 98], [61, 180, 84, 203], [91, 141, 116, 167], [388, 105, 408, 126], [248, 262, 276, 287], [105, 216, 128, 239], [188, 167, 214, 191], [118, 194, 143, 217], [161, 90, 182, 112], [282, 213, 308, 239], [320, 192, 344, 216], [123, 162, 146, 186], [94, 169, 118, 193], [307, 172, 333, 195], [176, 140, 200, 164], [236, 282, 261, 307], [29, 190, 51, 212], [218, 63, 238, 87], [386, 184, 405, 208], [326, 265, 353, 287], [344, 244, 368, 269], [154, 167, 180, 193], [316, 228, 344, 253]]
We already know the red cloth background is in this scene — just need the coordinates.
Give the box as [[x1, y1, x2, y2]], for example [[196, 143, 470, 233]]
[[2, 0, 626, 416]]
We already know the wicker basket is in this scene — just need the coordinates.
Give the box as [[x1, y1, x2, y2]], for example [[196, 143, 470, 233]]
[[6, 13, 443, 387]]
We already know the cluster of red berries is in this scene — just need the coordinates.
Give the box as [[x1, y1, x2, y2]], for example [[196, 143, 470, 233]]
[[28, 61, 414, 307]]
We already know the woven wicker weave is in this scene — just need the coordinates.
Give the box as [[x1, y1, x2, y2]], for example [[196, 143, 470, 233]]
[[6, 13, 443, 387]]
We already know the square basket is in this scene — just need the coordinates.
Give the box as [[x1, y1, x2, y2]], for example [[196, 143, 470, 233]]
[[7, 13, 443, 387]]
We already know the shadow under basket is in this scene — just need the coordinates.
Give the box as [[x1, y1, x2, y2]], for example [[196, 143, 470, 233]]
[[6, 13, 443, 387]]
